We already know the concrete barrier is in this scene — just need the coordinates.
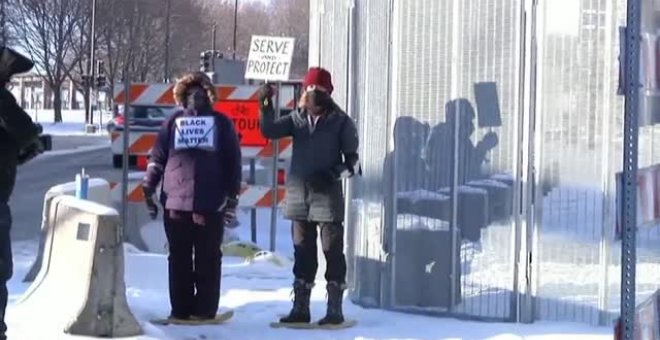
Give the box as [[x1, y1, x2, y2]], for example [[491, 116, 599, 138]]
[[14, 195, 142, 337], [23, 178, 111, 282]]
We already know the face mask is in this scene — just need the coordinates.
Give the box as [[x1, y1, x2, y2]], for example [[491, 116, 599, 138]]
[[186, 87, 210, 112], [306, 89, 332, 111]]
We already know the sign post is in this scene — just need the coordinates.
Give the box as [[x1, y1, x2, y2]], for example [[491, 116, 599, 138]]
[[245, 35, 296, 252], [121, 77, 130, 244]]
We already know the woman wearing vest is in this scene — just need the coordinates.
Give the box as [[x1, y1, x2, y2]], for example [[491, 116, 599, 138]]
[[142, 72, 242, 323]]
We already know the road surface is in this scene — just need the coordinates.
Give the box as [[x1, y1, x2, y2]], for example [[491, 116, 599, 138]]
[[9, 136, 121, 241]]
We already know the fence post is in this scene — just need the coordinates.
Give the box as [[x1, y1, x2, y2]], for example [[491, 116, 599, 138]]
[[121, 76, 130, 245], [621, 0, 642, 338], [249, 158, 257, 243], [269, 82, 282, 252]]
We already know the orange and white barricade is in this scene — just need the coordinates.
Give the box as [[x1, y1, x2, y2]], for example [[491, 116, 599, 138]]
[[109, 174, 287, 252], [112, 81, 302, 251], [111, 83, 298, 170], [109, 177, 286, 208]]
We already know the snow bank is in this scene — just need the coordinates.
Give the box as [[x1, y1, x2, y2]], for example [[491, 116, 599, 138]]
[[4, 238, 612, 340], [28, 110, 113, 136]]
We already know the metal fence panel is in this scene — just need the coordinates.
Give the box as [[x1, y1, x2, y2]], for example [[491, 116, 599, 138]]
[[313, 0, 393, 308], [346, 0, 393, 308], [533, 0, 623, 325], [312, 0, 660, 328], [387, 0, 523, 321], [450, 0, 523, 320]]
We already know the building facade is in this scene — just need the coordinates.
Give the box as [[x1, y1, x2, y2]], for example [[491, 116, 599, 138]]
[[8, 73, 80, 111]]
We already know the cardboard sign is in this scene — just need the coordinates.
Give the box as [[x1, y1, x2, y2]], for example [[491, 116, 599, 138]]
[[214, 100, 265, 147], [245, 35, 296, 81], [473, 82, 502, 128], [174, 116, 216, 150]]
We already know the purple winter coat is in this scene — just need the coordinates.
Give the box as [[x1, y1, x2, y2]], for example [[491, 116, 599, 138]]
[[143, 109, 242, 213]]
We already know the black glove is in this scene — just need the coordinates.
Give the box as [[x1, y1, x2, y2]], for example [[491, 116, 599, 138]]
[[224, 197, 239, 227], [17, 138, 44, 165], [307, 169, 339, 191], [258, 84, 274, 109], [142, 186, 158, 220]]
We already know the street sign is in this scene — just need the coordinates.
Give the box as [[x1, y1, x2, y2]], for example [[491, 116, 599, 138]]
[[245, 35, 296, 81], [214, 100, 264, 147]]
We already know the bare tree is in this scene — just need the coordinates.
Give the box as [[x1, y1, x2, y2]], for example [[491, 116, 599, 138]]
[[94, 0, 208, 91], [234, 2, 272, 58], [0, 0, 9, 46], [10, 0, 87, 122], [96, 0, 132, 101], [270, 0, 309, 78], [167, 0, 213, 78], [195, 0, 276, 70], [68, 1, 93, 112], [201, 0, 308, 76]]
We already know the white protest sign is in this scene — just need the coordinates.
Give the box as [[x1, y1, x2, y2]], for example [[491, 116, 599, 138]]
[[245, 35, 296, 81], [174, 116, 216, 150]]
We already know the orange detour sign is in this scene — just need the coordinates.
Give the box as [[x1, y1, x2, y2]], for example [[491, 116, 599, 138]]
[[214, 100, 265, 147]]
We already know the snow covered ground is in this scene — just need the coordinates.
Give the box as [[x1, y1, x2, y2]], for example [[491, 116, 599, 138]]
[[28, 109, 113, 136], [4, 209, 613, 339]]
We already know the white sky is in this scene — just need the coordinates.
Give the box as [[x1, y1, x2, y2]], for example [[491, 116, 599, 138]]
[[544, 0, 581, 36]]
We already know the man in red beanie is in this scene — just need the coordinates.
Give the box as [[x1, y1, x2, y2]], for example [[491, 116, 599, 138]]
[[260, 67, 361, 326]]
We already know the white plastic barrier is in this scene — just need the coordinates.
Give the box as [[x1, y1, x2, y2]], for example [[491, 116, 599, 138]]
[[24, 178, 111, 282], [13, 195, 141, 337]]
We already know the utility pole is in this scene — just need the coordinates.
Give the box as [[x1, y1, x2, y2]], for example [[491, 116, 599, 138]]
[[87, 0, 97, 126], [164, 0, 171, 82], [232, 0, 238, 60]]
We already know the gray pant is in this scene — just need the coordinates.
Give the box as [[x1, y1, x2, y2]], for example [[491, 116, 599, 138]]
[[0, 202, 11, 340]]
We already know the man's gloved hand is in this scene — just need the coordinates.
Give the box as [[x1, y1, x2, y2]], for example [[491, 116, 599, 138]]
[[224, 197, 239, 228], [17, 138, 44, 165], [258, 84, 274, 108], [307, 169, 339, 191], [142, 186, 158, 220]]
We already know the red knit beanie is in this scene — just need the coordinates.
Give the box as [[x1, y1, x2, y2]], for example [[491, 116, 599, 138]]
[[303, 67, 334, 94]]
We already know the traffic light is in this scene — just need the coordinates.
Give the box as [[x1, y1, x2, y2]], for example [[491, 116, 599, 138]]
[[81, 74, 92, 88], [200, 51, 211, 72], [95, 60, 106, 89], [200, 50, 224, 73]]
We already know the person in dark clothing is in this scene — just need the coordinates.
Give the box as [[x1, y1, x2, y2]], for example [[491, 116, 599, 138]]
[[142, 72, 242, 322], [426, 99, 498, 190], [0, 46, 44, 340], [259, 67, 361, 326]]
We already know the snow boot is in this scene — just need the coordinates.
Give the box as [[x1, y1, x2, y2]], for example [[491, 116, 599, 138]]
[[318, 281, 345, 325], [279, 279, 313, 323]]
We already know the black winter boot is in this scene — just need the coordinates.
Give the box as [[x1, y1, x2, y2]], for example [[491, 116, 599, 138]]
[[279, 279, 313, 323], [317, 282, 345, 325]]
